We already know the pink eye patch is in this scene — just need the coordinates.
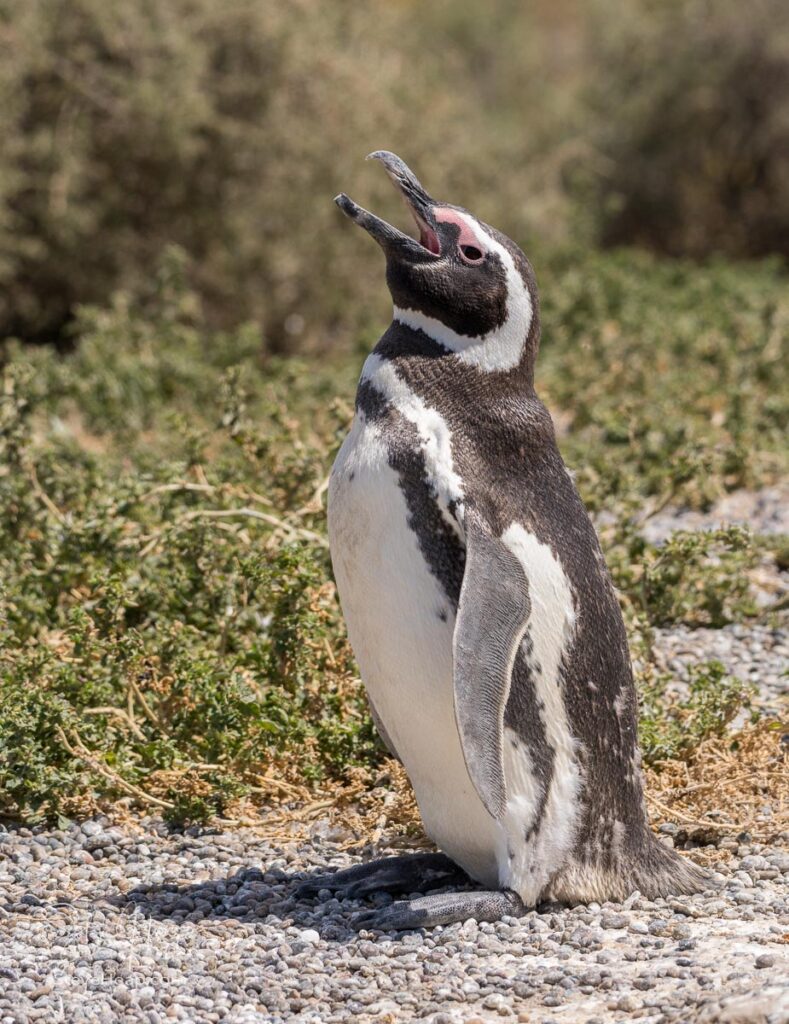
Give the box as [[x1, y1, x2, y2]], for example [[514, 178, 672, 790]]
[[435, 208, 486, 253]]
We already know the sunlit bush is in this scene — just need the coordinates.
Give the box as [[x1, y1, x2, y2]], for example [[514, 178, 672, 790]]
[[2, 0, 786, 351], [1, 248, 785, 822], [586, 0, 789, 257], [0, 0, 576, 349]]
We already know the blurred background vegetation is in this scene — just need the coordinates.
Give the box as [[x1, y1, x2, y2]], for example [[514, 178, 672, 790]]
[[2, 0, 788, 349], [0, 0, 787, 824]]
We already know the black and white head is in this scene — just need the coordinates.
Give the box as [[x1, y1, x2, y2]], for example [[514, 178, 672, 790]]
[[336, 151, 539, 375]]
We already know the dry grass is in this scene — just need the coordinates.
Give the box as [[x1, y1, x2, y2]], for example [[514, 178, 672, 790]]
[[645, 720, 788, 843], [209, 720, 788, 856], [217, 760, 427, 850]]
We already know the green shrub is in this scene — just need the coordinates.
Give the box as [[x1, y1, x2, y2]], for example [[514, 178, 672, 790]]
[[541, 249, 789, 505], [638, 660, 755, 766], [2, 0, 788, 352], [0, 249, 784, 823]]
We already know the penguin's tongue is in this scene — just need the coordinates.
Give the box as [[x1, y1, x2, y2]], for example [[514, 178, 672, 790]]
[[391, 173, 440, 253], [417, 222, 440, 255]]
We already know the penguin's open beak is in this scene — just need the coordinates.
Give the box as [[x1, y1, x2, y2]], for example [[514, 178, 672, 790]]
[[334, 151, 440, 259]]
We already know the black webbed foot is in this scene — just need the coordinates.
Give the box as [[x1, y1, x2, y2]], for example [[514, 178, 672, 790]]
[[296, 852, 467, 901], [353, 888, 526, 931]]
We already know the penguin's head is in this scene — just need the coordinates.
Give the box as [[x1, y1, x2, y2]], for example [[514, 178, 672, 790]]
[[336, 151, 538, 374]]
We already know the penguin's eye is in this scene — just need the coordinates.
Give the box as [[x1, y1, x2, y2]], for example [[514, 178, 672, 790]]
[[459, 244, 484, 264]]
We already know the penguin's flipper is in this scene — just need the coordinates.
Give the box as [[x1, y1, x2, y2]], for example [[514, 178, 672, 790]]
[[453, 509, 530, 821]]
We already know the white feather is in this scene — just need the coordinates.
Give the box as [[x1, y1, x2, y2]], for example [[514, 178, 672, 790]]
[[330, 388, 581, 904]]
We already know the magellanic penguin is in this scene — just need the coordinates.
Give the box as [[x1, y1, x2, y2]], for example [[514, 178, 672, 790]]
[[299, 152, 708, 930]]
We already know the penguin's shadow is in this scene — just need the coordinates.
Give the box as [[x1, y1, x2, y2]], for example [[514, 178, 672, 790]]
[[115, 863, 563, 939], [115, 864, 473, 940]]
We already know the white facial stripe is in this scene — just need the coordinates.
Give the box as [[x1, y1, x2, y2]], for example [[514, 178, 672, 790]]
[[393, 211, 533, 373], [361, 354, 464, 537], [497, 523, 581, 897]]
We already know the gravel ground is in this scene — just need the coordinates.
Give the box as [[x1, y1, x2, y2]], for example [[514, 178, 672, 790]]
[[1, 820, 788, 1024], [644, 483, 788, 721], [642, 485, 789, 615], [641, 485, 789, 544], [649, 623, 788, 719], [1, 487, 786, 1024]]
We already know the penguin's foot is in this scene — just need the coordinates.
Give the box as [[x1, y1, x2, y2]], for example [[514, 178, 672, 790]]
[[353, 888, 526, 931], [295, 852, 466, 900]]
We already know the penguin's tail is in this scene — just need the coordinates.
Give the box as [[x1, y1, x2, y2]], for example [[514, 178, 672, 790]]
[[544, 830, 711, 905], [627, 834, 711, 900]]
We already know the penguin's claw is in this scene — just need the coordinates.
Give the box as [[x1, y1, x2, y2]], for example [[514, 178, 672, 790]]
[[353, 889, 527, 932], [295, 874, 384, 900], [294, 876, 335, 899], [352, 902, 428, 932]]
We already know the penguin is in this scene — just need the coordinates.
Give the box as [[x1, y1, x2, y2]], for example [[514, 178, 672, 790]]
[[297, 152, 708, 930]]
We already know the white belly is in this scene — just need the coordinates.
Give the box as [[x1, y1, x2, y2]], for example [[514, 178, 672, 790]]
[[328, 416, 501, 887]]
